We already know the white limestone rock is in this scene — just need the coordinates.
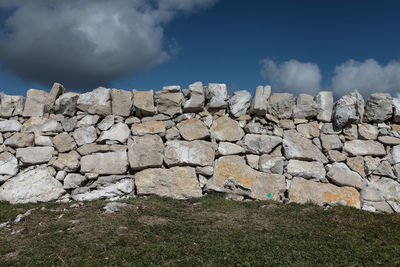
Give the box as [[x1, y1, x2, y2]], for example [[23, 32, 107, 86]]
[[111, 89, 133, 117], [228, 90, 251, 117], [164, 140, 215, 167], [98, 123, 130, 144], [286, 160, 326, 180], [77, 87, 112, 115], [0, 120, 22, 132], [210, 116, 244, 142], [259, 155, 284, 174], [249, 85, 270, 116], [333, 90, 364, 127], [242, 134, 282, 154], [22, 89, 49, 117], [327, 162, 366, 190], [128, 135, 164, 170], [293, 94, 319, 119], [205, 83, 228, 109], [343, 140, 386, 156], [73, 126, 97, 146], [71, 178, 134, 201], [268, 93, 295, 119], [0, 152, 18, 176], [364, 93, 393, 122], [0, 166, 65, 204], [0, 95, 24, 117], [133, 89, 155, 117], [315, 91, 333, 122], [183, 82, 205, 112], [16, 147, 54, 165], [80, 151, 129, 175]]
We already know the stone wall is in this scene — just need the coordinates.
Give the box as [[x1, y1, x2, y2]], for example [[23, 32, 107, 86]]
[[0, 82, 400, 213]]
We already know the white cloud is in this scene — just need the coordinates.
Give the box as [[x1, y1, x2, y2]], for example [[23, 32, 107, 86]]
[[260, 58, 321, 95], [332, 59, 400, 98], [0, 0, 217, 89]]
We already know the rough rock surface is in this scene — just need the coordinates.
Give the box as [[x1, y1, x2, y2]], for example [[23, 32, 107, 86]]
[[53, 133, 76, 152], [259, 155, 284, 174], [16, 147, 54, 165], [289, 177, 360, 208], [249, 85, 270, 116], [268, 93, 295, 119], [0, 120, 22, 132], [316, 91, 333, 122], [293, 94, 319, 119], [98, 123, 130, 143], [54, 92, 79, 116], [164, 140, 214, 167], [177, 118, 209, 140], [0, 167, 65, 204], [364, 93, 393, 122], [183, 82, 205, 112], [283, 130, 328, 163], [53, 151, 80, 172], [156, 87, 184, 116], [81, 151, 129, 174], [228, 90, 251, 117], [0, 152, 18, 176], [135, 167, 202, 199], [343, 140, 386, 156], [286, 160, 326, 180], [0, 95, 24, 117], [210, 116, 244, 142], [133, 90, 155, 117], [72, 178, 134, 201], [131, 121, 165, 136], [205, 83, 228, 109], [73, 126, 97, 146], [77, 87, 111, 115], [243, 134, 282, 154], [333, 90, 364, 127], [327, 162, 366, 190], [217, 142, 245, 156], [23, 89, 49, 117], [128, 135, 164, 170], [111, 89, 133, 117]]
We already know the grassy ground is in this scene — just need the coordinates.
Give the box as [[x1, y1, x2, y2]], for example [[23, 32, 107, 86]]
[[1, 194, 400, 266]]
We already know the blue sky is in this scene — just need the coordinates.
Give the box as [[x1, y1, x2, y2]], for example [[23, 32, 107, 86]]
[[0, 0, 400, 98]]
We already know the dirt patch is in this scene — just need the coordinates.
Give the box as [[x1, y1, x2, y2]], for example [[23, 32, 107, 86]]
[[138, 215, 170, 226]]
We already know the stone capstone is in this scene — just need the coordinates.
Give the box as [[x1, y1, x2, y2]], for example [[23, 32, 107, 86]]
[[315, 91, 333, 122], [205, 83, 228, 109], [268, 93, 295, 119], [333, 90, 364, 127], [133, 90, 155, 117], [135, 167, 202, 199], [111, 89, 133, 117], [183, 82, 205, 112], [155, 87, 184, 116], [249, 85, 270, 116], [364, 93, 393, 122], [0, 166, 65, 204], [0, 95, 24, 117], [54, 92, 80, 117], [228, 90, 251, 117], [77, 87, 111, 115], [293, 94, 319, 119], [22, 89, 49, 117]]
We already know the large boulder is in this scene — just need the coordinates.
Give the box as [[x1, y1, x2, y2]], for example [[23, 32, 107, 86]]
[[228, 90, 251, 117], [22, 89, 49, 117], [133, 89, 155, 117], [249, 85, 270, 116], [268, 93, 295, 119], [183, 82, 205, 112], [210, 116, 244, 141], [177, 118, 209, 141], [135, 167, 202, 199], [283, 130, 328, 163], [315, 91, 333, 122], [0, 95, 24, 117], [326, 162, 366, 190], [243, 134, 282, 154], [54, 92, 80, 116], [333, 90, 364, 127], [0, 152, 18, 176], [164, 140, 215, 167], [128, 135, 164, 170], [97, 122, 130, 143], [111, 89, 133, 117], [0, 166, 65, 204], [364, 93, 393, 122], [289, 177, 360, 208], [80, 151, 129, 174], [293, 94, 319, 119], [77, 87, 112, 115], [286, 160, 326, 180], [205, 155, 286, 201], [205, 83, 228, 109], [343, 140, 386, 156], [16, 147, 54, 165], [155, 86, 184, 116]]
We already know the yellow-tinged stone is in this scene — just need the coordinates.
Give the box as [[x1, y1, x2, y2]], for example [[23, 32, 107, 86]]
[[237, 115, 252, 121], [133, 89, 155, 117], [289, 177, 360, 208], [131, 121, 165, 136], [177, 118, 209, 140], [210, 116, 244, 142], [294, 118, 308, 124], [265, 114, 279, 124], [391, 124, 400, 131]]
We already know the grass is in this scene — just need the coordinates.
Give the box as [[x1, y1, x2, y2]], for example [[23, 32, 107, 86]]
[[1, 194, 400, 266]]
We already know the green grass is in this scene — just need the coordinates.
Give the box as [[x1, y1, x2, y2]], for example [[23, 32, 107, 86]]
[[1, 194, 400, 266]]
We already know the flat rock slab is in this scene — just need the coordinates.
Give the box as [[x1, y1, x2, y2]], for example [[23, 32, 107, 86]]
[[131, 121, 165, 136], [128, 135, 164, 170], [72, 178, 134, 201], [0, 120, 22, 132], [81, 151, 128, 174], [343, 140, 386, 156], [0, 166, 65, 204], [16, 147, 54, 165], [289, 177, 360, 208], [243, 134, 282, 154], [286, 160, 326, 180], [164, 140, 215, 167], [135, 167, 202, 199], [327, 162, 366, 190], [98, 122, 130, 143]]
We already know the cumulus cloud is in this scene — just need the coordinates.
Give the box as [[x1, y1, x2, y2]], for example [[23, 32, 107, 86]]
[[0, 0, 217, 89], [332, 59, 400, 98], [260, 58, 321, 95]]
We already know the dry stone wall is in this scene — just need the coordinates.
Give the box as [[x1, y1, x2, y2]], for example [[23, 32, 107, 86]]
[[0, 82, 400, 213]]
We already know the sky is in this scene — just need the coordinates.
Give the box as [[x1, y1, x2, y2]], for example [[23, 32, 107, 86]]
[[0, 0, 400, 99]]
